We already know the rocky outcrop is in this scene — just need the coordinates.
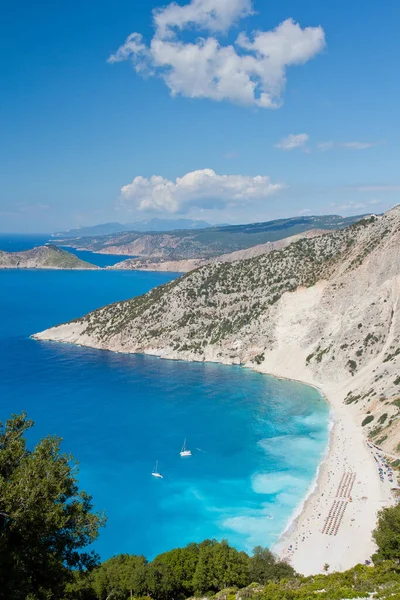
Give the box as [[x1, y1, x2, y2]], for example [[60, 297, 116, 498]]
[[34, 207, 400, 451], [0, 245, 97, 269]]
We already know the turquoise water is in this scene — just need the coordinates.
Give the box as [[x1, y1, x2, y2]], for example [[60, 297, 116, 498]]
[[0, 250, 329, 560]]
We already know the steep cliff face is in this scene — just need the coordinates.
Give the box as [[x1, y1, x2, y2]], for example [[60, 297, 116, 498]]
[[0, 245, 97, 269], [34, 207, 400, 450]]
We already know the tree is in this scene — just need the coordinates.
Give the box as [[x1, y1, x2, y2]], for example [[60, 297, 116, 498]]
[[192, 539, 249, 594], [63, 571, 97, 600], [0, 412, 106, 600], [92, 554, 147, 600], [373, 504, 400, 563], [146, 543, 200, 600], [248, 546, 295, 584]]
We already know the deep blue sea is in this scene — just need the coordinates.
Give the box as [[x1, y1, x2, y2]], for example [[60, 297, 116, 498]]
[[0, 235, 330, 560], [0, 233, 134, 267]]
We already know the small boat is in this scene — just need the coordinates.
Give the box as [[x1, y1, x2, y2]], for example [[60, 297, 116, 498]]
[[151, 460, 163, 478], [180, 438, 192, 457]]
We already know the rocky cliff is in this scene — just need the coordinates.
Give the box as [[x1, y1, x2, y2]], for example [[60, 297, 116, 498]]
[[34, 207, 400, 451], [0, 245, 97, 269]]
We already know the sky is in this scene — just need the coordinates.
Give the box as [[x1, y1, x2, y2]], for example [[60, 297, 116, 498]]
[[1, 0, 400, 233]]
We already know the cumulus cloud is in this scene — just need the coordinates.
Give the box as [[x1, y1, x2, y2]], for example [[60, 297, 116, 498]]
[[275, 133, 309, 150], [317, 141, 380, 151], [120, 168, 285, 213], [153, 0, 254, 38], [108, 0, 325, 108]]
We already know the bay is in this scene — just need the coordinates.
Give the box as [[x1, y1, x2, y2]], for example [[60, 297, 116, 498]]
[[0, 240, 329, 560]]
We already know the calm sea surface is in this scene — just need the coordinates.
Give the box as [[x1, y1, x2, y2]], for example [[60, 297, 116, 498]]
[[0, 233, 134, 267], [0, 236, 329, 560]]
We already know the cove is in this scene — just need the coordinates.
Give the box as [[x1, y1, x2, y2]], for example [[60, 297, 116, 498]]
[[0, 267, 329, 560]]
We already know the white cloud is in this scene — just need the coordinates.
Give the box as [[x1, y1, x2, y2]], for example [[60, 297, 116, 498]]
[[317, 141, 379, 151], [275, 133, 309, 150], [153, 0, 254, 38], [120, 168, 285, 213], [108, 0, 326, 109]]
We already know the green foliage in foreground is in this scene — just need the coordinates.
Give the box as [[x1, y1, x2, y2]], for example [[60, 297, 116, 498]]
[[65, 540, 293, 600], [0, 413, 105, 600], [65, 559, 400, 600]]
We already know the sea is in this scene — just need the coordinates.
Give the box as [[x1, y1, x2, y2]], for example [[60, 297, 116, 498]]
[[0, 234, 330, 560]]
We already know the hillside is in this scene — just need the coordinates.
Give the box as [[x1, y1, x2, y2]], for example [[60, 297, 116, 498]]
[[58, 214, 365, 259], [34, 208, 400, 449], [111, 229, 328, 272], [52, 218, 212, 238], [0, 245, 97, 269]]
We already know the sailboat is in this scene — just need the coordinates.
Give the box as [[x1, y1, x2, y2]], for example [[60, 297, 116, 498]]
[[180, 439, 192, 457], [151, 460, 163, 478]]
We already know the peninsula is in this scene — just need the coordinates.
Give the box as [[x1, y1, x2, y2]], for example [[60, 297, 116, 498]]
[[34, 206, 400, 574], [0, 245, 97, 269]]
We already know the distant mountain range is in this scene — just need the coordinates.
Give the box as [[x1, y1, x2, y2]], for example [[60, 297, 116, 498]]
[[52, 218, 214, 238], [56, 214, 367, 260]]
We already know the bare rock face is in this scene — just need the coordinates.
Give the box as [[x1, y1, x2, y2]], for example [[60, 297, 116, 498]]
[[34, 207, 400, 451], [0, 245, 97, 269]]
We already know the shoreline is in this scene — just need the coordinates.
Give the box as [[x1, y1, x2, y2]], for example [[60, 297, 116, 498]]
[[263, 376, 394, 575], [31, 334, 395, 575], [275, 408, 335, 544]]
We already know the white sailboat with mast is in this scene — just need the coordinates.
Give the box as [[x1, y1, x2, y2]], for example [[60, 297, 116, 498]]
[[180, 438, 192, 457], [151, 460, 163, 478]]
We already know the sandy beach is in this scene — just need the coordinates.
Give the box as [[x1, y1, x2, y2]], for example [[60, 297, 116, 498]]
[[271, 379, 395, 575]]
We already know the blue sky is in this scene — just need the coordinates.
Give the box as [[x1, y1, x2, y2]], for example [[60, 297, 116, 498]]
[[1, 0, 400, 233]]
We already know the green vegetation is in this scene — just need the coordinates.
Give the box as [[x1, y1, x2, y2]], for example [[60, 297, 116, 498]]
[[383, 348, 400, 363], [373, 504, 400, 563], [344, 393, 362, 405], [252, 353, 265, 365], [0, 413, 105, 600], [362, 414, 374, 426], [347, 360, 357, 375]]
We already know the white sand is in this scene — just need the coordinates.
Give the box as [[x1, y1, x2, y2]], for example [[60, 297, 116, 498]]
[[272, 380, 394, 575]]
